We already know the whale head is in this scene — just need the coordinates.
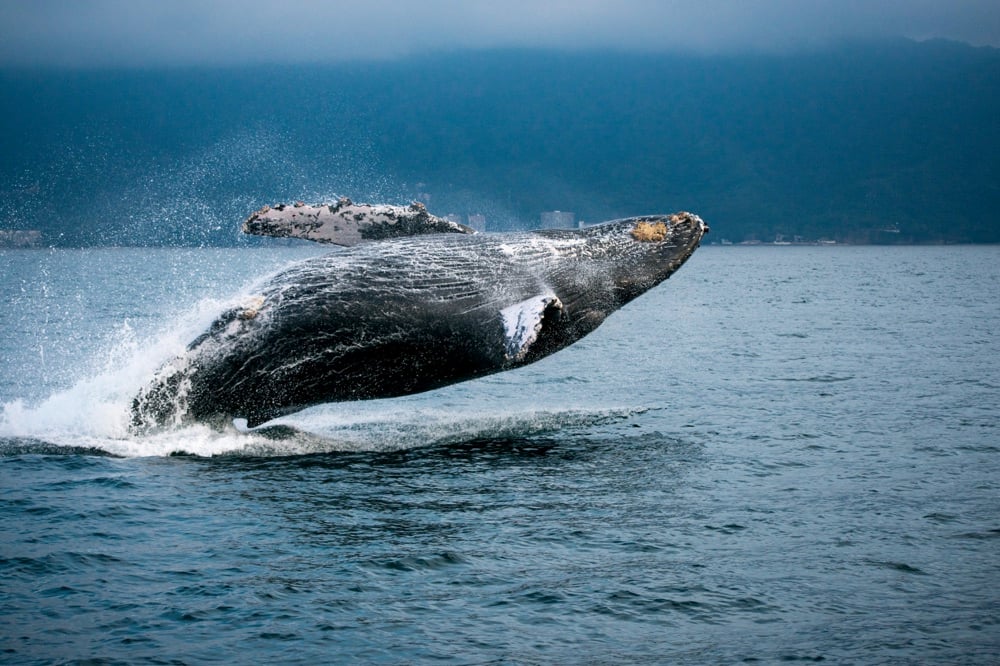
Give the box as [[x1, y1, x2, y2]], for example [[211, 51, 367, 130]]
[[617, 211, 708, 301], [507, 211, 706, 359], [555, 211, 708, 307]]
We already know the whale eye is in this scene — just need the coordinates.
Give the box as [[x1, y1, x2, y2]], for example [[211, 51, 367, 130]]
[[631, 221, 668, 242]]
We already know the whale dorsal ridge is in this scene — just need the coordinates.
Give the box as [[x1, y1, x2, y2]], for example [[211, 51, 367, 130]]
[[242, 198, 475, 246]]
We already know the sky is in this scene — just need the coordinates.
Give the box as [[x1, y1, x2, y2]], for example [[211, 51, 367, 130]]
[[1, 0, 998, 68]]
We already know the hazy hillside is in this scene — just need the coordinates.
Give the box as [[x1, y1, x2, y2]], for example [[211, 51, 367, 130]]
[[1, 40, 997, 245]]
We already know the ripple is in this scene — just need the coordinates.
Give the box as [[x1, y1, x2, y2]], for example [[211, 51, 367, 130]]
[[375, 551, 469, 572], [1, 551, 125, 577], [704, 524, 748, 535], [775, 375, 855, 383], [954, 528, 1000, 540], [866, 560, 928, 575], [923, 512, 959, 524], [0, 437, 119, 458], [44, 476, 137, 490]]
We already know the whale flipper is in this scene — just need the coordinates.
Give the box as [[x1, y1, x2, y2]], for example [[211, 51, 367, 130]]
[[242, 197, 475, 246]]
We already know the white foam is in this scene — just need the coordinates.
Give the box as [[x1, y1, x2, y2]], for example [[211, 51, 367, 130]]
[[0, 291, 254, 454], [1, 371, 640, 457], [247, 401, 641, 455]]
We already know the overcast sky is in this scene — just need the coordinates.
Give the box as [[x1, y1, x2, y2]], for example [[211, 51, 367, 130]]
[[1, 0, 998, 67]]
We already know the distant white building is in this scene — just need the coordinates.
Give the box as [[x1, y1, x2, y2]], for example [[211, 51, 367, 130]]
[[445, 214, 463, 225], [467, 214, 486, 232], [540, 210, 575, 229], [0, 230, 41, 247]]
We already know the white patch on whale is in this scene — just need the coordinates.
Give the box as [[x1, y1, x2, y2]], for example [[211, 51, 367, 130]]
[[501, 292, 563, 361]]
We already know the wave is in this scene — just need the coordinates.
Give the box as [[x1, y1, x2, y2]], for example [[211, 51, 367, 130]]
[[0, 401, 641, 458], [0, 288, 244, 444]]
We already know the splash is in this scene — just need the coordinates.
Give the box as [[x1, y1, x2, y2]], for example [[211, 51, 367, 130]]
[[0, 289, 249, 455], [1, 389, 642, 458], [233, 402, 644, 456]]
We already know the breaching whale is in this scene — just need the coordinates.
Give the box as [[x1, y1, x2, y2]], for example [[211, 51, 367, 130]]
[[130, 198, 707, 431]]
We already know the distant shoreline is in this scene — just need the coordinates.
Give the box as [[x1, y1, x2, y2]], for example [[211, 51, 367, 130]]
[[3, 240, 998, 250]]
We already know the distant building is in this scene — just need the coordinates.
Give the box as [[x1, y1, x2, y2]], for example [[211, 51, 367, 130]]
[[0, 230, 42, 248], [540, 210, 575, 229], [467, 214, 486, 232], [445, 214, 463, 225]]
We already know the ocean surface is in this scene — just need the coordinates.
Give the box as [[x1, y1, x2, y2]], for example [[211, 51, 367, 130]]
[[1, 244, 998, 663]]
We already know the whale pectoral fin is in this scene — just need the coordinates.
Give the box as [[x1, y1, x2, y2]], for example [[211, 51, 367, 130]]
[[242, 198, 475, 246], [500, 293, 564, 362]]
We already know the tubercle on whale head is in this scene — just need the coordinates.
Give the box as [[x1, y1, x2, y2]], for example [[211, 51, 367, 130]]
[[630, 212, 708, 242], [630, 212, 708, 267], [598, 211, 708, 304], [631, 220, 669, 242], [577, 211, 707, 242]]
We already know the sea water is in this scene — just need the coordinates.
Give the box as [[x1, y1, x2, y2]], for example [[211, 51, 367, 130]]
[[1, 245, 998, 663]]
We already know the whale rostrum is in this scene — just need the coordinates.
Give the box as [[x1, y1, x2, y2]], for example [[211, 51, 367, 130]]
[[131, 200, 707, 431]]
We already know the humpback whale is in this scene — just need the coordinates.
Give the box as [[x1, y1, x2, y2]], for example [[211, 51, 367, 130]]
[[130, 199, 707, 431]]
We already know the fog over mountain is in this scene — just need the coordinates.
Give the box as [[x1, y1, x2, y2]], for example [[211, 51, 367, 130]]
[[2, 1, 998, 67]]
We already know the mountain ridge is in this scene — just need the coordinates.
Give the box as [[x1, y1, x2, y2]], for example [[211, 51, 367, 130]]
[[1, 39, 997, 245]]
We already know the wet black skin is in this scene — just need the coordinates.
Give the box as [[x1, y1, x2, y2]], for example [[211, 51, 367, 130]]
[[130, 215, 705, 430]]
